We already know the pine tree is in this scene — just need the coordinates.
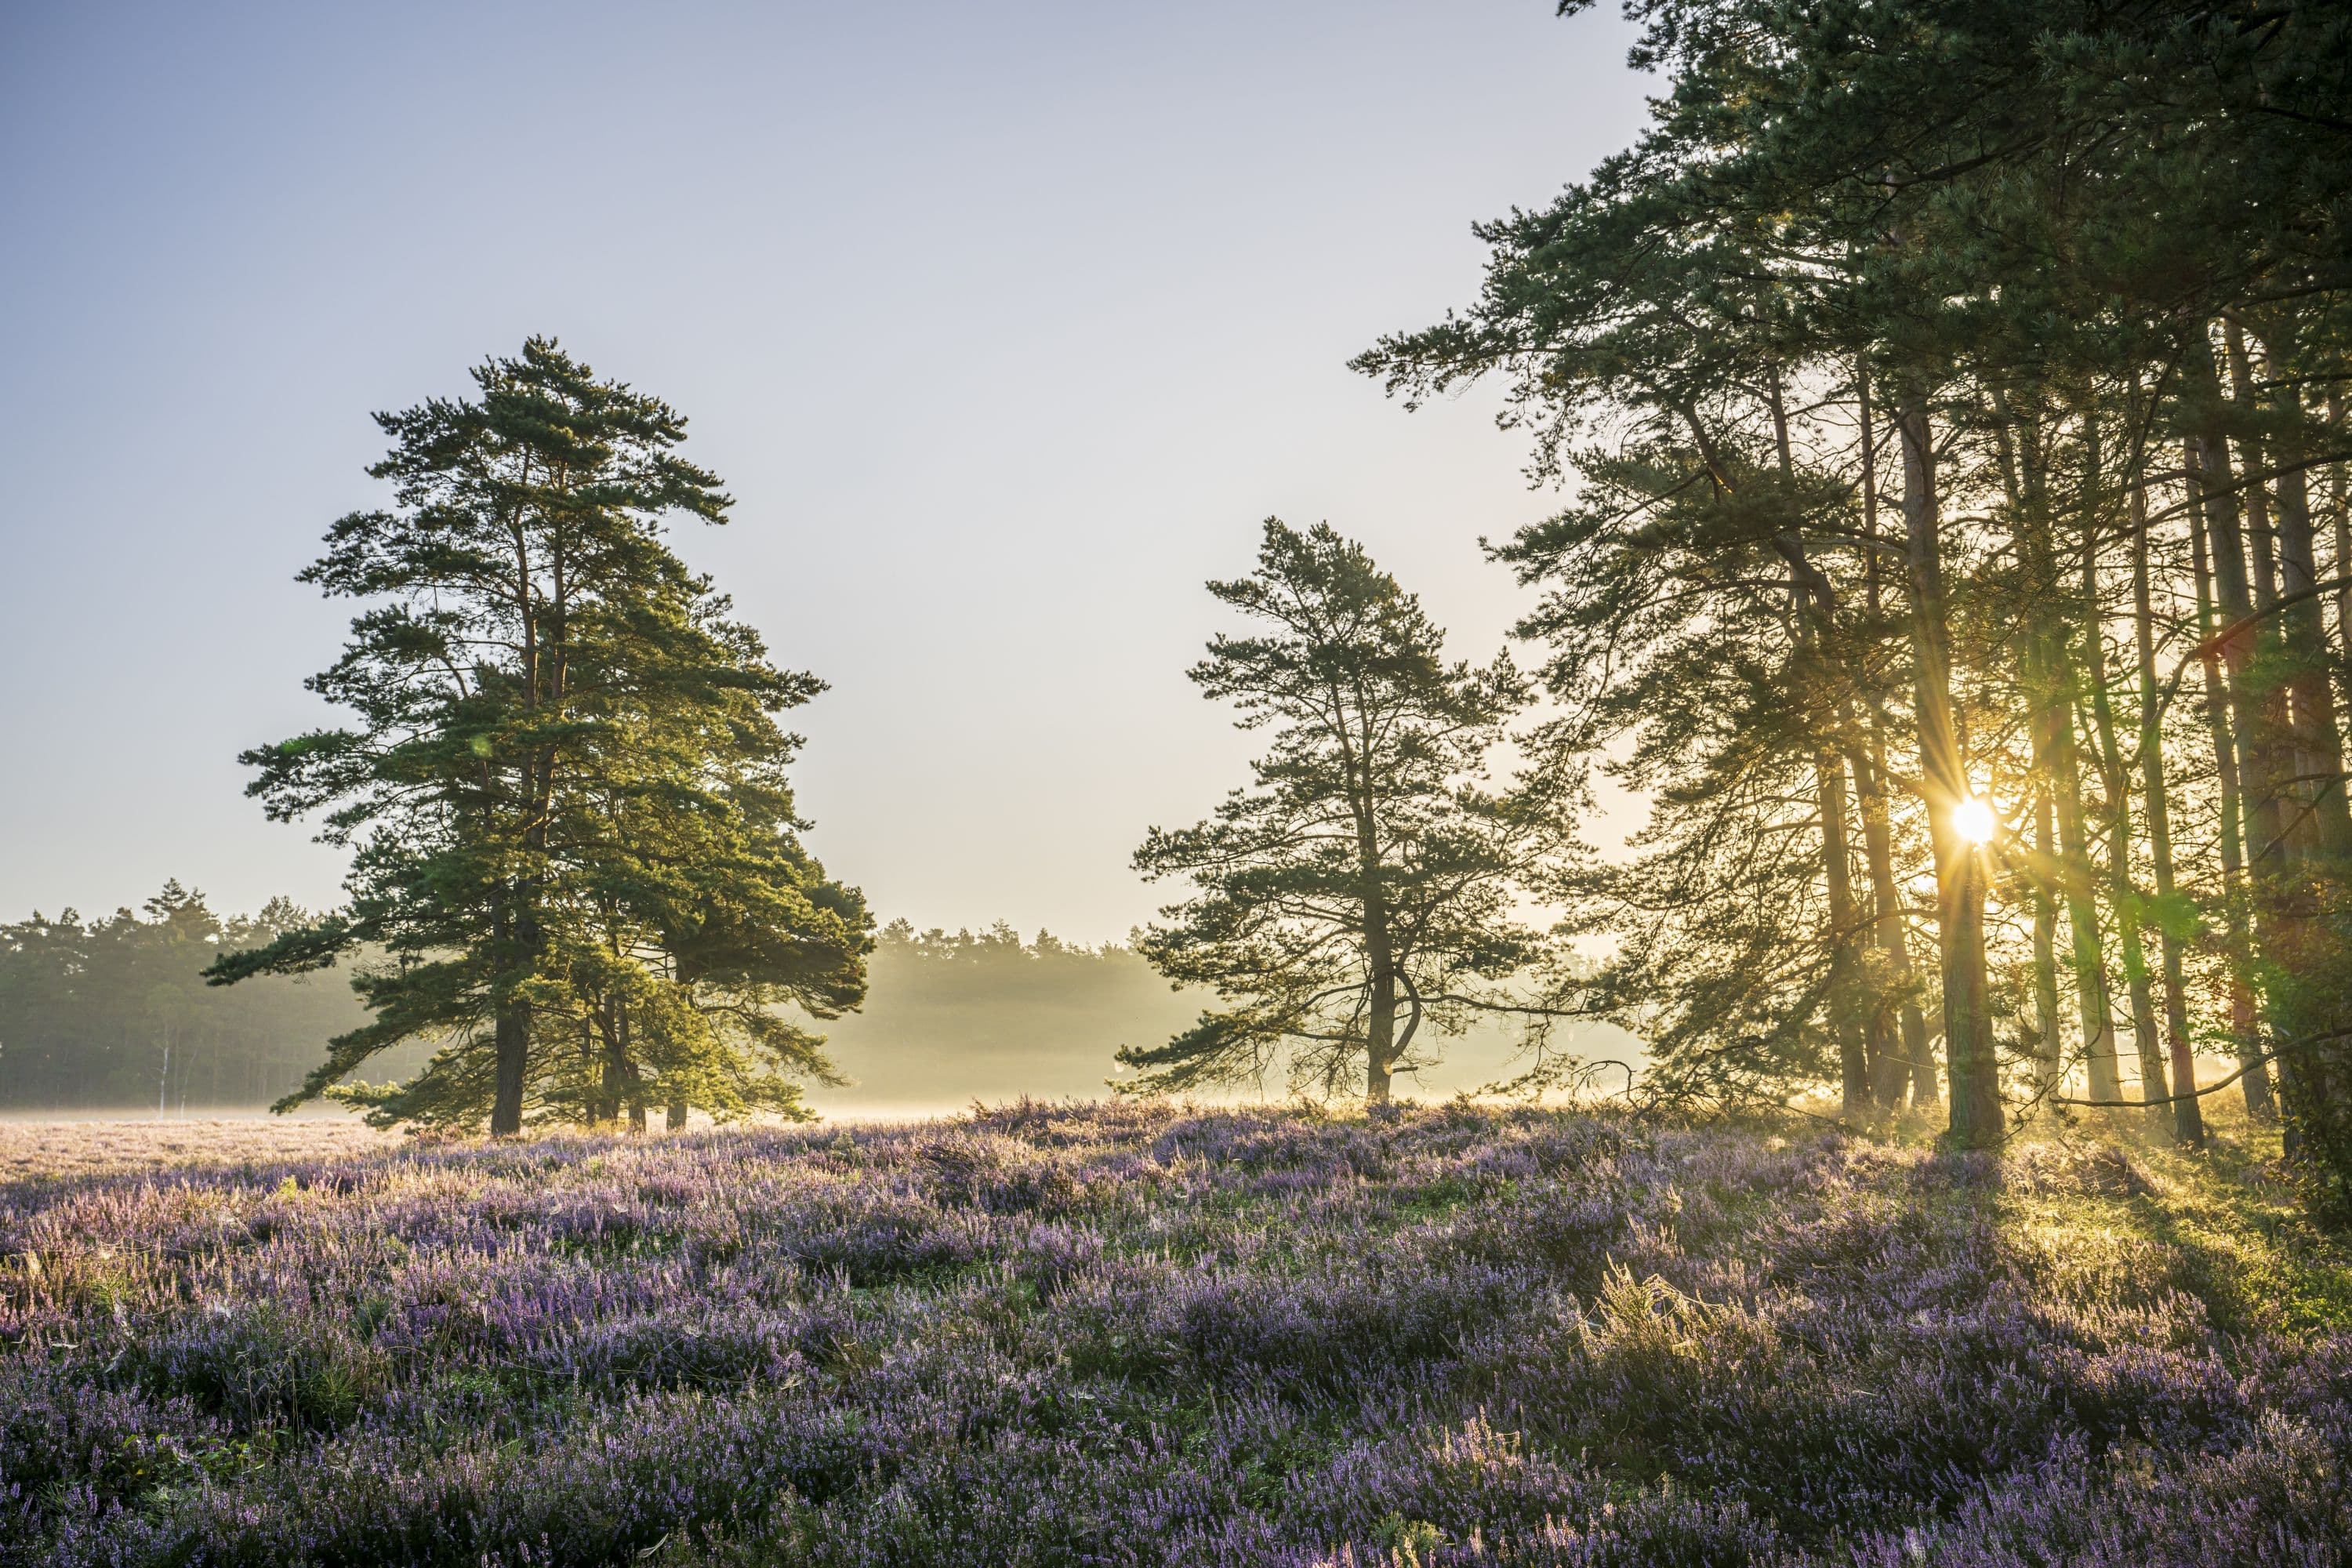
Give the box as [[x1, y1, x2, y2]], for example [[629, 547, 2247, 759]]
[[1122, 521, 1550, 1103], [208, 338, 869, 1133]]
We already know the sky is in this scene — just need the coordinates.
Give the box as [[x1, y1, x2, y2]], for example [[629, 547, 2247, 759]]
[[0, 1, 1653, 945]]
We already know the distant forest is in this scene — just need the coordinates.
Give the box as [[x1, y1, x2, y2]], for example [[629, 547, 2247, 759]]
[[0, 890, 1584, 1113], [815, 920, 1200, 1111], [0, 884, 377, 1112], [0, 890, 1169, 1113]]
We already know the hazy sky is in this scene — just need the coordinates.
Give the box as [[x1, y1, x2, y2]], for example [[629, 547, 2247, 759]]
[[0, 2, 1651, 943]]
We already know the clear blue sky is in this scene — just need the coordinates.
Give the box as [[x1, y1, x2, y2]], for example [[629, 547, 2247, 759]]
[[0, 2, 1650, 942]]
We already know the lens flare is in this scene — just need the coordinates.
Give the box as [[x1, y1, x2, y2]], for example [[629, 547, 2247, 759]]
[[1953, 796, 1996, 844]]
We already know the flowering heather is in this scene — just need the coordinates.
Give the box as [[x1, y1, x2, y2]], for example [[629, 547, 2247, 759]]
[[2, 1104, 2348, 1566]]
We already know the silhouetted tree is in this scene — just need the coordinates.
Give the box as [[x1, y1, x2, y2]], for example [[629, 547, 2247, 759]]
[[1361, 0, 2352, 1190]]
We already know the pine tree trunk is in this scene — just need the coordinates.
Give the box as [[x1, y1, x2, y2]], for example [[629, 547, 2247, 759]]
[[1768, 368, 1870, 1116], [1852, 740, 1934, 1106], [2227, 322, 2285, 608], [491, 1005, 528, 1135], [1358, 787, 1397, 1105], [1991, 387, 2055, 1108], [599, 1003, 625, 1127], [2043, 628, 2123, 1102], [2220, 335, 2299, 875], [2134, 481, 2202, 1145], [498, 518, 550, 1141], [1900, 400, 1998, 1145], [597, 996, 649, 1131], [2225, 318, 2298, 855], [1365, 968, 1396, 1105], [1852, 364, 1936, 1109], [2008, 419, 2060, 1100], [2187, 454, 2278, 1121], [2192, 352, 2278, 859], [2089, 695, 2169, 1124], [1819, 746, 1870, 1116], [2327, 390, 2350, 730], [2268, 366, 2352, 858], [2078, 540, 2169, 1127], [2031, 781, 2064, 1094]]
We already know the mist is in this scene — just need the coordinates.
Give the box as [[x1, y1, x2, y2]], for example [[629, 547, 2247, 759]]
[[1, 891, 1635, 1122]]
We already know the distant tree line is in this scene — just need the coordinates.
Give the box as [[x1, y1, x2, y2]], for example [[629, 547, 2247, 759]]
[[0, 900, 1193, 1114], [0, 883, 374, 1112], [820, 920, 1205, 1108]]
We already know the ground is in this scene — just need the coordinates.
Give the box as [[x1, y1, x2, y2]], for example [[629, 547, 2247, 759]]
[[1, 1100, 2347, 1566]]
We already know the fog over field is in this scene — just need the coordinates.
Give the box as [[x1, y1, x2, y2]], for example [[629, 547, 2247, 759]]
[[0, 896, 1637, 1123]]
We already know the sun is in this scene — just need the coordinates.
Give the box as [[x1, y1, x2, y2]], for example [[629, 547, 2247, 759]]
[[1952, 797, 1996, 844]]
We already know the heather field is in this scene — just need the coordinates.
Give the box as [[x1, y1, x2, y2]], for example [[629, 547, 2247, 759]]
[[3, 1105, 2350, 1567]]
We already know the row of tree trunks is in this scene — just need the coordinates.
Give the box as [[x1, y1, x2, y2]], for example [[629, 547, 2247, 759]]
[[1665, 325, 2335, 1155], [2239, 320, 2352, 1208], [2030, 780, 2063, 1090], [2186, 442, 2278, 1122], [2193, 337, 2293, 1132], [1999, 397, 2122, 1109], [1820, 735, 1871, 1117], [2136, 320, 2352, 1178], [1851, 730, 1935, 1108], [1992, 325, 2352, 1148]]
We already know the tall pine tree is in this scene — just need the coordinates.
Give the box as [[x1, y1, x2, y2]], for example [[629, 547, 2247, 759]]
[[209, 338, 869, 1133], [1123, 521, 1553, 1103]]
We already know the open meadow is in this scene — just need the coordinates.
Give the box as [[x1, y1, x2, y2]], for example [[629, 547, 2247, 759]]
[[3, 1104, 2349, 1566]]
